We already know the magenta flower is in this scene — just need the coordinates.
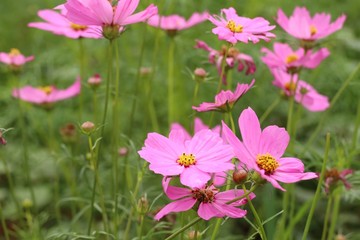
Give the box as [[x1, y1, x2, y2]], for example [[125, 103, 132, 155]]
[[272, 69, 330, 112], [28, 9, 102, 39], [147, 12, 208, 36], [12, 78, 81, 106], [0, 48, 34, 69], [222, 107, 318, 191], [192, 79, 255, 112], [138, 129, 234, 188], [276, 7, 346, 41], [324, 168, 353, 194], [208, 7, 275, 44], [261, 42, 329, 73], [64, 0, 158, 39], [196, 40, 256, 84], [155, 177, 254, 220]]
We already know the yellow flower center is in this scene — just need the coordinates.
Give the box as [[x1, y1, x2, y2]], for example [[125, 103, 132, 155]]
[[177, 153, 196, 167], [70, 23, 88, 31], [226, 20, 243, 33], [286, 53, 299, 64], [256, 153, 279, 175], [310, 25, 317, 36], [284, 81, 296, 92], [9, 48, 21, 57], [38, 86, 53, 95]]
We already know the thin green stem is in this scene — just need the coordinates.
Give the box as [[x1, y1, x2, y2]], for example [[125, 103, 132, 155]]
[[351, 100, 360, 151], [260, 96, 281, 124], [321, 194, 333, 240], [0, 205, 10, 240], [242, 184, 267, 240], [165, 217, 202, 240], [301, 133, 331, 240], [216, 44, 230, 93], [78, 38, 85, 121], [138, 215, 145, 240], [286, 74, 296, 154], [168, 37, 176, 126], [327, 188, 341, 240]]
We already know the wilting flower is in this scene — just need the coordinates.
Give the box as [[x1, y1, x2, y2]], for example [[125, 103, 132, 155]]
[[12, 78, 81, 106], [276, 7, 346, 42], [0, 129, 7, 145], [272, 69, 329, 112], [222, 107, 318, 191], [261, 42, 330, 73], [208, 7, 275, 44], [192, 80, 255, 112], [155, 177, 254, 220], [147, 12, 208, 37], [0, 48, 34, 70], [138, 129, 234, 188], [324, 168, 353, 194], [28, 9, 102, 39], [64, 0, 158, 39], [196, 40, 256, 84]]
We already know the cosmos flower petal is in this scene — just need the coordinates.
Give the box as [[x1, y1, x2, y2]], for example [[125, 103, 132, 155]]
[[239, 107, 262, 155], [162, 177, 191, 200], [47, 77, 81, 102], [180, 167, 211, 188], [258, 125, 289, 159], [154, 198, 196, 221]]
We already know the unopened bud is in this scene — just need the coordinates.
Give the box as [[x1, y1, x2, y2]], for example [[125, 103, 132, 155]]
[[187, 230, 201, 240], [335, 234, 346, 240], [233, 169, 247, 184], [22, 198, 33, 209], [118, 147, 128, 156], [81, 121, 95, 134], [60, 123, 77, 143], [140, 67, 152, 76], [137, 196, 149, 215], [88, 74, 102, 88]]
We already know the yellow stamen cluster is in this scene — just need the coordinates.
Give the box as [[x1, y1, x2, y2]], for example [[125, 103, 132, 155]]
[[177, 153, 196, 167], [284, 81, 297, 92], [9, 48, 21, 57], [286, 53, 299, 64], [70, 23, 88, 31], [256, 153, 279, 175], [38, 86, 53, 95], [226, 20, 243, 33], [309, 25, 317, 36]]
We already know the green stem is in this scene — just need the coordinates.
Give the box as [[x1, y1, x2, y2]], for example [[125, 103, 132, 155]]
[[286, 74, 296, 154], [327, 188, 341, 240], [0, 204, 10, 240], [168, 37, 176, 126], [78, 38, 85, 121], [216, 44, 230, 93], [165, 217, 202, 240], [242, 184, 267, 240], [321, 194, 333, 240], [259, 96, 280, 124], [301, 133, 331, 240], [138, 215, 145, 240], [351, 100, 360, 151]]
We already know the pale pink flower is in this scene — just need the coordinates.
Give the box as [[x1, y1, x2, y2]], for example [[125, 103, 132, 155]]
[[276, 7, 346, 41], [155, 177, 254, 220], [0, 48, 34, 68], [272, 69, 330, 112], [196, 40, 256, 84], [147, 12, 208, 36], [222, 107, 318, 191], [28, 9, 102, 39], [64, 0, 158, 39], [138, 129, 234, 188], [192, 79, 255, 112], [208, 7, 275, 44], [261, 42, 330, 73], [12, 78, 81, 105]]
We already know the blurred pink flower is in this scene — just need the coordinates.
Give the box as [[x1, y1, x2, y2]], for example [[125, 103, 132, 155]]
[[276, 7, 346, 41], [324, 168, 353, 194], [192, 79, 255, 112], [28, 9, 102, 39], [147, 12, 208, 36], [196, 40, 256, 84], [138, 129, 234, 188], [222, 107, 318, 191], [261, 42, 330, 73], [0, 48, 34, 68], [208, 7, 275, 44], [272, 69, 330, 112], [64, 0, 158, 39], [12, 78, 81, 105], [155, 177, 254, 220]]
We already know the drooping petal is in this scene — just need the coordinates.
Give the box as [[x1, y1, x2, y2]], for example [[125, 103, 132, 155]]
[[154, 198, 196, 220]]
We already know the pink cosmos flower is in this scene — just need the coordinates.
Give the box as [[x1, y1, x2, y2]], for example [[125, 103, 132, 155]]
[[208, 7, 275, 44], [147, 12, 208, 36], [12, 78, 81, 106], [0, 48, 34, 68], [222, 107, 318, 191], [138, 129, 234, 188], [28, 9, 102, 39], [324, 168, 353, 194], [155, 177, 254, 220], [272, 69, 330, 112], [261, 42, 330, 73], [64, 0, 158, 39], [276, 7, 346, 41], [192, 79, 255, 112], [195, 40, 256, 84]]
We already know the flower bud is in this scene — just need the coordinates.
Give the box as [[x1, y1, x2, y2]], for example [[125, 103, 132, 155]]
[[87, 74, 102, 88], [118, 147, 128, 156], [60, 123, 77, 143], [137, 196, 149, 215], [187, 230, 201, 240], [232, 169, 247, 184], [140, 67, 152, 76], [194, 68, 207, 83], [81, 121, 95, 134], [22, 198, 33, 209]]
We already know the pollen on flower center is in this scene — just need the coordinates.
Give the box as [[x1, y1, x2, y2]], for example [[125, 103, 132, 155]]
[[192, 187, 218, 203], [38, 86, 53, 95], [256, 153, 279, 175], [309, 25, 317, 36], [177, 153, 196, 167], [70, 23, 88, 31], [9, 48, 21, 57], [226, 20, 243, 33], [284, 81, 296, 92], [286, 53, 299, 64]]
